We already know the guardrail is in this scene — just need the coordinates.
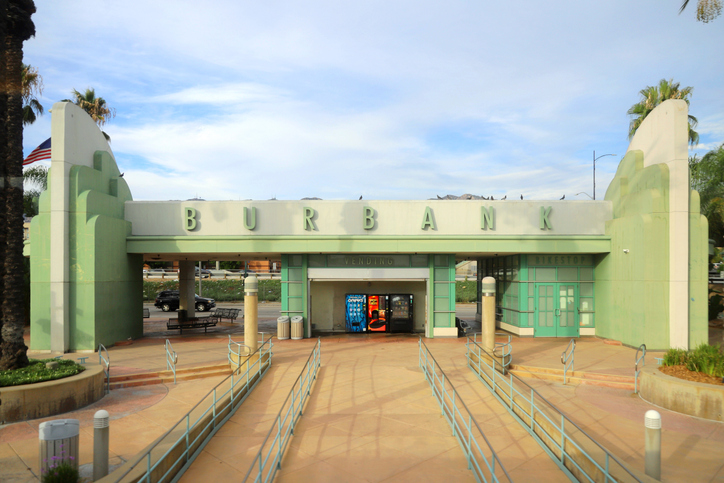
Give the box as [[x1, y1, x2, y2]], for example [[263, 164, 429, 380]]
[[165, 339, 178, 384], [228, 333, 270, 372], [110, 337, 273, 483], [560, 339, 575, 385], [98, 343, 110, 394], [634, 344, 646, 394], [470, 332, 512, 371], [243, 338, 321, 482], [466, 336, 643, 482], [419, 338, 512, 483]]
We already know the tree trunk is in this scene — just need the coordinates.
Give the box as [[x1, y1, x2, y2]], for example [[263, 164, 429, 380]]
[[0, 32, 28, 370], [0, 0, 9, 353]]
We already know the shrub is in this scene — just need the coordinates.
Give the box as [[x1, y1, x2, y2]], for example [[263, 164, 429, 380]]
[[662, 348, 688, 366], [0, 359, 85, 387], [709, 293, 723, 321], [42, 455, 79, 483], [686, 343, 724, 377]]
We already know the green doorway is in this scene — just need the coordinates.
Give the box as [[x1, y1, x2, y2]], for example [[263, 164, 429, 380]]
[[535, 283, 579, 337]]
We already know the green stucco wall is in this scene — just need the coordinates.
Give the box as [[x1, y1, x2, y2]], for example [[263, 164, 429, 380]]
[[30, 151, 142, 351], [595, 150, 707, 349]]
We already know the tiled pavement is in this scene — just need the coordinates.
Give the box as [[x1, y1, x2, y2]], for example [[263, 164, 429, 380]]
[[2, 331, 724, 482]]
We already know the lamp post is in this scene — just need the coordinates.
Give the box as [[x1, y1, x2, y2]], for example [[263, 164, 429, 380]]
[[593, 151, 617, 200]]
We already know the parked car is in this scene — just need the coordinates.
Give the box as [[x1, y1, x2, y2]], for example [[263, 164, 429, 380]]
[[195, 267, 211, 278], [154, 290, 216, 312]]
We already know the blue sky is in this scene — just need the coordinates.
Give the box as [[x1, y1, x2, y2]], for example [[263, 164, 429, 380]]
[[23, 1, 724, 202]]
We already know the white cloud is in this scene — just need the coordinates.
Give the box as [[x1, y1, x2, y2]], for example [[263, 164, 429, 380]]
[[23, 1, 724, 202]]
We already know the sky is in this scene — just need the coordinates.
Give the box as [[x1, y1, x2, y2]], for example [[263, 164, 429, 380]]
[[22, 1, 724, 202]]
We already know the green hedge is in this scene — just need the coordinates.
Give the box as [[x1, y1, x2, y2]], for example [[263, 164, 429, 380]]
[[144, 279, 476, 303], [456, 281, 478, 303], [144, 279, 281, 302]]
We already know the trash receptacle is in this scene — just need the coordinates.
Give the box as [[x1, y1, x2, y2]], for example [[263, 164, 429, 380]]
[[39, 419, 79, 475], [291, 316, 304, 340], [277, 316, 290, 340]]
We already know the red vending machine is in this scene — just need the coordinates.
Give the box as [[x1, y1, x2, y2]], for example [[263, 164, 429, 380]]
[[367, 295, 389, 332], [389, 294, 414, 333]]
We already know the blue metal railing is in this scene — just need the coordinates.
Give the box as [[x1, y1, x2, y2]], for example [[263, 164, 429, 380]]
[[243, 338, 321, 482], [419, 338, 512, 483], [165, 339, 178, 384], [471, 332, 513, 370], [634, 344, 646, 394], [228, 333, 269, 373], [98, 343, 110, 394], [111, 337, 274, 483], [560, 339, 575, 384], [466, 336, 642, 482]]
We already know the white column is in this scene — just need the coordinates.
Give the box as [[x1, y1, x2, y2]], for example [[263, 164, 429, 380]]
[[49, 112, 71, 353]]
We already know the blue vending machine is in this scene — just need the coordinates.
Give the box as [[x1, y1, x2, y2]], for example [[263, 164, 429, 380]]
[[345, 294, 367, 332]]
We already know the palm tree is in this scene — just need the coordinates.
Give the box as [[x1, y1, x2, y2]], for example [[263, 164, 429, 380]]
[[1, 0, 36, 371], [64, 88, 115, 141], [627, 78, 699, 146], [21, 63, 42, 125], [23, 164, 47, 216], [679, 0, 722, 22]]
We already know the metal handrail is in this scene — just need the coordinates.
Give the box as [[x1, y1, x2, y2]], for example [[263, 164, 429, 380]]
[[419, 338, 512, 483], [466, 336, 642, 482], [228, 333, 269, 373], [634, 344, 646, 394], [243, 338, 321, 482], [165, 339, 178, 384], [98, 343, 110, 394], [560, 339, 575, 384], [470, 332, 513, 370], [111, 337, 274, 483]]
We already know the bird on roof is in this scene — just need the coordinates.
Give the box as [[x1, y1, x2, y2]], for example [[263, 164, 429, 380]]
[[501, 195, 507, 200], [560, 195, 565, 200]]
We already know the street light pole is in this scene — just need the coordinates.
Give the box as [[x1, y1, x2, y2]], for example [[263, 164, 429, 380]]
[[593, 150, 617, 200]]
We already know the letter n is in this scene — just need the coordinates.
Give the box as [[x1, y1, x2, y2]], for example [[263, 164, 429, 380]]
[[481, 206, 495, 230]]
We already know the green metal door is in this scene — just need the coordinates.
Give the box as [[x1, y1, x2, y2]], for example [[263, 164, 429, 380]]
[[535, 283, 579, 337], [535, 284, 556, 337], [556, 284, 579, 337]]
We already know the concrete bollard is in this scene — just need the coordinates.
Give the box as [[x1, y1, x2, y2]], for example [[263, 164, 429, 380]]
[[481, 276, 496, 355], [93, 410, 110, 480], [244, 274, 259, 353], [644, 410, 661, 480]]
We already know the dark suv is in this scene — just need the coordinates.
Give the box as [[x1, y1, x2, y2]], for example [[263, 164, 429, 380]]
[[154, 291, 216, 312]]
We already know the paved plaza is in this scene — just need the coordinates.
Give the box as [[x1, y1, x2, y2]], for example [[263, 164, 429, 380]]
[[1, 309, 723, 482]]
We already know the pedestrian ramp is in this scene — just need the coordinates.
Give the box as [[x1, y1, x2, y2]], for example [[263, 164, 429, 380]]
[[178, 336, 576, 482]]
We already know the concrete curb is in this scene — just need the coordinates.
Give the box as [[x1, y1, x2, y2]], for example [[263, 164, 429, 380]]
[[639, 365, 724, 422]]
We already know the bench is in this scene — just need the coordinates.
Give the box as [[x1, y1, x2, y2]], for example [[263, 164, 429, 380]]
[[209, 308, 242, 323], [143, 307, 150, 318], [167, 316, 219, 334]]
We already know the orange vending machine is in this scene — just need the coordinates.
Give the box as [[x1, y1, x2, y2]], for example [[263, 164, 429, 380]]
[[367, 295, 389, 332]]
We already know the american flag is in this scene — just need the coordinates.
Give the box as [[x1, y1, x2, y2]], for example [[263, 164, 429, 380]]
[[23, 137, 51, 166]]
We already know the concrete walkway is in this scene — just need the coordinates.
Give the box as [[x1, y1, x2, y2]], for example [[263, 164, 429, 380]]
[[2, 332, 724, 482]]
